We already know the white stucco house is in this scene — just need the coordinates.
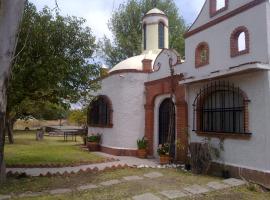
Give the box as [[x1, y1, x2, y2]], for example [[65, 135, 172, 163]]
[[88, 0, 270, 187]]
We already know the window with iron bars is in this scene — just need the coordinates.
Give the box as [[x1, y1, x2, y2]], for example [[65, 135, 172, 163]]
[[88, 96, 111, 127], [193, 81, 251, 135]]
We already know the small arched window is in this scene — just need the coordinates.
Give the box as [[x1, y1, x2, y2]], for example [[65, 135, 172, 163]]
[[193, 82, 251, 136], [210, 0, 228, 17], [158, 22, 165, 49], [195, 42, 209, 68], [230, 26, 249, 57], [143, 24, 147, 50], [88, 95, 113, 127]]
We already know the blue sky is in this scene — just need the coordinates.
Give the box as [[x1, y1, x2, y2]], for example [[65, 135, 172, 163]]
[[29, 0, 205, 39]]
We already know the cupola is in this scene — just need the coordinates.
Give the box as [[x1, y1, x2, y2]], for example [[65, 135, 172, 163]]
[[142, 8, 169, 52]]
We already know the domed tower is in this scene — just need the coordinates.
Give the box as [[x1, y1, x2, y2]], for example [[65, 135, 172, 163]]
[[142, 8, 169, 52]]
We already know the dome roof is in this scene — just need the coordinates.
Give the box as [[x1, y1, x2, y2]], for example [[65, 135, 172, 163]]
[[109, 50, 161, 73], [146, 8, 166, 15]]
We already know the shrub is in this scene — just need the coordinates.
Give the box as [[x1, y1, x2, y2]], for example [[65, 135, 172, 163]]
[[87, 133, 101, 143], [137, 137, 147, 149], [157, 143, 170, 156]]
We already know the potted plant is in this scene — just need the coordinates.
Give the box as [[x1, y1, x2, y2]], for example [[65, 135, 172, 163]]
[[157, 143, 170, 165], [87, 133, 101, 151], [137, 137, 148, 159]]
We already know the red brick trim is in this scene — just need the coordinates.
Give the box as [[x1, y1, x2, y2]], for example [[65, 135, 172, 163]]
[[144, 75, 188, 163], [101, 146, 137, 157], [109, 69, 149, 76], [145, 74, 183, 86], [196, 131, 251, 140], [230, 26, 250, 57], [88, 95, 113, 128], [210, 162, 270, 189], [210, 0, 229, 17], [195, 42, 209, 68], [185, 0, 267, 38]]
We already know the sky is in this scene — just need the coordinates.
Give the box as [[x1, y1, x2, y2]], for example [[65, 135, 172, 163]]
[[28, 0, 205, 109], [29, 0, 205, 39]]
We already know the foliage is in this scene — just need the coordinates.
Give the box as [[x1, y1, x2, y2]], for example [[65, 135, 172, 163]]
[[7, 2, 100, 123], [4, 131, 106, 166], [157, 143, 170, 156], [99, 0, 186, 67], [137, 137, 148, 149], [68, 109, 87, 126], [189, 138, 223, 175], [87, 133, 101, 143]]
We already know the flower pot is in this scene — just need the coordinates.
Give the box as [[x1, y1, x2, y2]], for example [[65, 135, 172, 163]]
[[87, 142, 100, 151], [159, 155, 170, 165], [137, 149, 147, 159]]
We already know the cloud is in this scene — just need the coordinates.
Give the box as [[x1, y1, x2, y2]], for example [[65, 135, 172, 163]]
[[29, 0, 206, 38]]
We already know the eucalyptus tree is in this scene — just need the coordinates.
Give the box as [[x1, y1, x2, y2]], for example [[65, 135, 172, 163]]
[[6, 2, 100, 143], [0, 0, 26, 183]]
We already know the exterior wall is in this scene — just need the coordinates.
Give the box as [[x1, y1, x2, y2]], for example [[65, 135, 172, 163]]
[[189, 0, 256, 32], [88, 73, 148, 151], [181, 2, 269, 78], [267, 2, 270, 61], [186, 71, 270, 172]]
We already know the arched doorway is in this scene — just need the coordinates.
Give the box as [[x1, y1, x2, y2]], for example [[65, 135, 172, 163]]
[[159, 98, 176, 158]]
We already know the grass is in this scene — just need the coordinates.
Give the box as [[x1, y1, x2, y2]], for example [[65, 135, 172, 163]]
[[4, 131, 106, 166], [0, 168, 269, 200]]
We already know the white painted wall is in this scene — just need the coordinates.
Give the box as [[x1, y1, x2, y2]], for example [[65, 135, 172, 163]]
[[186, 71, 270, 172], [180, 2, 269, 79], [266, 2, 270, 61], [189, 0, 256, 31], [88, 73, 148, 150]]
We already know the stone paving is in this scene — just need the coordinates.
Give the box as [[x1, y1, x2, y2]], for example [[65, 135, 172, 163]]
[[6, 152, 159, 177], [0, 168, 247, 200], [133, 193, 161, 200], [160, 190, 188, 199]]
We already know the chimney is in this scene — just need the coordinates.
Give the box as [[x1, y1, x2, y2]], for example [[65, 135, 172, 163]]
[[142, 59, 153, 72]]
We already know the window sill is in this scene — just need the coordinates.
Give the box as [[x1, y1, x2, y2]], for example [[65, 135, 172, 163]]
[[231, 49, 249, 57], [88, 124, 113, 128], [195, 131, 252, 140], [195, 62, 209, 68]]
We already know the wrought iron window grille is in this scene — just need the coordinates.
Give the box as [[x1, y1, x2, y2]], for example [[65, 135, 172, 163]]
[[192, 81, 251, 135]]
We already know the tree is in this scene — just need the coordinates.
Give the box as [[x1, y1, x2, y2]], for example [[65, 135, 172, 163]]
[[0, 0, 26, 183], [5, 2, 100, 143], [68, 109, 87, 126], [99, 0, 186, 67]]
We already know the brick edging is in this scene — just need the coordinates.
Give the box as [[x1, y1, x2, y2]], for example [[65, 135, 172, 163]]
[[101, 146, 138, 157]]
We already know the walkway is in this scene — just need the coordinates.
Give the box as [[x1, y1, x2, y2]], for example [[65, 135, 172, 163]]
[[6, 152, 159, 177], [0, 171, 246, 200]]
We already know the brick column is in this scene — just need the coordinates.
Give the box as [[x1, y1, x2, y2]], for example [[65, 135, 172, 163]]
[[175, 101, 188, 163], [144, 104, 154, 156]]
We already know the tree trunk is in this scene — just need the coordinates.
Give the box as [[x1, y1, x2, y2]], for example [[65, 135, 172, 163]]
[[5, 118, 14, 144], [0, 0, 26, 183]]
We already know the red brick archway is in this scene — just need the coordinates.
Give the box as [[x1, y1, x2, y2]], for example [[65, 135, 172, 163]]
[[144, 75, 188, 163]]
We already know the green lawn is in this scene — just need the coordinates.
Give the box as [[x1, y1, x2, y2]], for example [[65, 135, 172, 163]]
[[0, 168, 269, 200], [4, 131, 106, 166]]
